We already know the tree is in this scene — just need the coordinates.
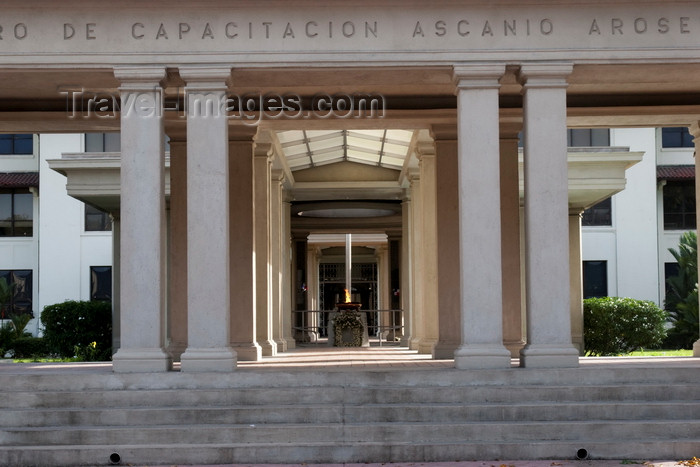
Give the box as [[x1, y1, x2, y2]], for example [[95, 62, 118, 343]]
[[665, 231, 700, 349]]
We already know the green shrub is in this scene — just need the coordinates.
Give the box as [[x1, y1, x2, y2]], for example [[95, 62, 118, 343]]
[[665, 231, 700, 349], [11, 337, 48, 359], [0, 313, 33, 358], [41, 300, 112, 361], [584, 297, 668, 356]]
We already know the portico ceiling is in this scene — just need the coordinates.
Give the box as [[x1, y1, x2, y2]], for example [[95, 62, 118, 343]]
[[275, 129, 414, 171]]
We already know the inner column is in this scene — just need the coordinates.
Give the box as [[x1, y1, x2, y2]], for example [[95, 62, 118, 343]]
[[453, 64, 511, 369], [179, 66, 237, 372], [518, 63, 579, 368], [112, 66, 171, 373]]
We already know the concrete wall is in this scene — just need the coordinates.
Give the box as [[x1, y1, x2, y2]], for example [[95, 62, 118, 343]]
[[38, 134, 113, 312], [0, 136, 40, 334], [582, 127, 696, 307]]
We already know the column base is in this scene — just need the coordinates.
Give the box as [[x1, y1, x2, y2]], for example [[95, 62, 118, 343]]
[[504, 339, 526, 358], [693, 339, 700, 357], [180, 347, 237, 372], [408, 337, 421, 351], [285, 338, 296, 350], [520, 344, 580, 368], [166, 341, 187, 363], [454, 344, 511, 369], [259, 339, 278, 357], [399, 334, 411, 347], [432, 341, 459, 359], [275, 338, 288, 353], [232, 342, 262, 361], [418, 338, 437, 355], [112, 348, 172, 373]]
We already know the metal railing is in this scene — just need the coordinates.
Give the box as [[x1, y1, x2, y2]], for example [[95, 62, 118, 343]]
[[292, 309, 403, 346]]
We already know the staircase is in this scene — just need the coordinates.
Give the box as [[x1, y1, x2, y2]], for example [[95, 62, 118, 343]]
[[0, 362, 698, 466]]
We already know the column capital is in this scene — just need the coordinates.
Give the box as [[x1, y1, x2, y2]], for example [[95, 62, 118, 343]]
[[271, 169, 285, 183], [688, 121, 700, 139], [179, 65, 232, 88], [500, 121, 522, 140], [114, 66, 167, 88], [452, 63, 506, 91], [430, 124, 458, 141], [517, 62, 574, 89], [253, 132, 274, 160]]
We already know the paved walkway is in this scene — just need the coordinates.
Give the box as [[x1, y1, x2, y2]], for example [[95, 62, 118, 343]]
[[2, 345, 698, 373], [133, 461, 693, 467]]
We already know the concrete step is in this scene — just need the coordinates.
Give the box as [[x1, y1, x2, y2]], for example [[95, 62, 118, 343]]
[[3, 401, 700, 427], [2, 420, 699, 446], [1, 365, 698, 392], [2, 439, 699, 467], [1, 383, 698, 409]]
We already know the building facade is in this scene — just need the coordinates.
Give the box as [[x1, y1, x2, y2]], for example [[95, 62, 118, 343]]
[[1, 0, 700, 372]]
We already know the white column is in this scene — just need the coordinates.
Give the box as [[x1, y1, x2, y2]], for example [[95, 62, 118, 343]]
[[179, 66, 236, 372], [688, 121, 700, 357], [399, 196, 412, 346], [416, 136, 439, 355], [270, 169, 287, 352], [569, 210, 584, 354], [408, 172, 424, 350], [112, 66, 171, 373], [282, 198, 295, 349], [432, 125, 461, 359], [518, 63, 579, 368], [453, 64, 511, 369], [254, 135, 276, 356], [500, 124, 525, 357], [110, 212, 121, 356], [166, 129, 188, 362], [229, 134, 262, 361]]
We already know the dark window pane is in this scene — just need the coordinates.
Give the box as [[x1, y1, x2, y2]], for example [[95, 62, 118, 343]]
[[0, 190, 33, 237], [568, 129, 610, 147], [663, 180, 696, 230], [85, 204, 111, 231], [86, 133, 121, 153], [104, 133, 121, 152], [664, 262, 680, 298], [0, 135, 12, 154], [582, 198, 612, 226], [0, 269, 32, 317], [0, 134, 33, 155], [85, 133, 104, 152], [13, 134, 33, 155], [583, 261, 608, 299], [90, 266, 112, 301], [590, 129, 610, 146], [662, 127, 694, 148]]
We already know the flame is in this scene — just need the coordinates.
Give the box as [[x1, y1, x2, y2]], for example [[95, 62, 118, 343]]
[[344, 289, 351, 303]]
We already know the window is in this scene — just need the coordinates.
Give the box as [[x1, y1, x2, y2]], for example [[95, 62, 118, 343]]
[[663, 180, 696, 230], [583, 261, 608, 298], [0, 134, 33, 155], [85, 204, 111, 232], [0, 188, 33, 237], [0, 270, 33, 318], [85, 132, 121, 152], [90, 266, 112, 302], [662, 127, 694, 148], [567, 129, 610, 147], [664, 262, 680, 299], [582, 197, 612, 226]]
